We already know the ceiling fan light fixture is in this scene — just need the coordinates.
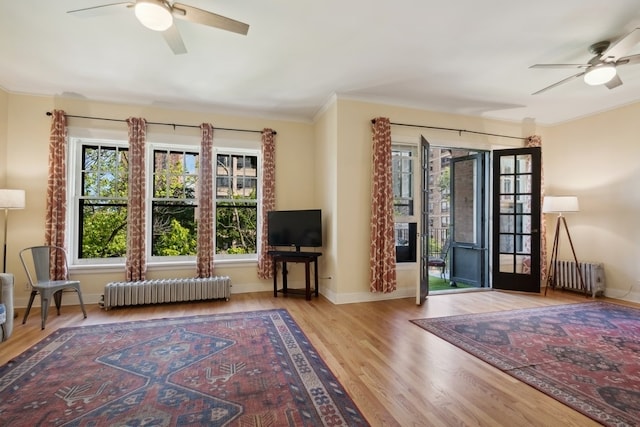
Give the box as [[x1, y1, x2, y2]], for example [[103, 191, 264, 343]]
[[583, 64, 617, 86], [134, 0, 173, 31]]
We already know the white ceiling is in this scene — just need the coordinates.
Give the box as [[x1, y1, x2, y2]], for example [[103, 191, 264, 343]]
[[2, 1, 640, 125]]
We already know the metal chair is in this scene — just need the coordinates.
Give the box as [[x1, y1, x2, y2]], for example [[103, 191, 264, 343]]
[[19, 245, 87, 330], [428, 237, 451, 279], [0, 273, 15, 341]]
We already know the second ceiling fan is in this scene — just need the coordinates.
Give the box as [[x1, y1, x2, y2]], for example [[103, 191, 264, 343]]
[[530, 27, 640, 95], [68, 0, 250, 55]]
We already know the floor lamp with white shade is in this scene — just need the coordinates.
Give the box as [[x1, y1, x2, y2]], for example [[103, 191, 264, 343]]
[[0, 189, 26, 273], [543, 195, 587, 296]]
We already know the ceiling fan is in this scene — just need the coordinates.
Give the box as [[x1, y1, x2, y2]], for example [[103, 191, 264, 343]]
[[67, 0, 250, 55], [530, 27, 640, 95]]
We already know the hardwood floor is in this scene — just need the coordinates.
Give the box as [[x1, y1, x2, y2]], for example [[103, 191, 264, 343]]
[[2, 289, 634, 426]]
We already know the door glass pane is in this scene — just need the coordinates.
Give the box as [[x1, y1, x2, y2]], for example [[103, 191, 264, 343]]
[[521, 215, 531, 233], [514, 214, 523, 233], [500, 176, 514, 194], [516, 255, 531, 275], [516, 214, 532, 233], [516, 154, 532, 173], [517, 195, 531, 214], [500, 195, 514, 213], [500, 156, 515, 173], [500, 215, 514, 233], [499, 254, 514, 273], [499, 234, 514, 252], [516, 175, 531, 194], [520, 235, 531, 254]]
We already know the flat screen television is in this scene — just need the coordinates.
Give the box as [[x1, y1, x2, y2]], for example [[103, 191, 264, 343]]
[[267, 209, 322, 251]]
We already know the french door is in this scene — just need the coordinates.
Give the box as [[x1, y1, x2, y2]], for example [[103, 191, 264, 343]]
[[417, 136, 429, 304], [449, 153, 489, 288], [417, 140, 489, 304], [492, 147, 541, 292]]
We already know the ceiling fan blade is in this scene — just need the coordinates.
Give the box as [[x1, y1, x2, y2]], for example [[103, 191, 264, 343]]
[[600, 27, 640, 61], [172, 3, 249, 35], [67, 2, 133, 17], [532, 72, 585, 95], [162, 24, 187, 55], [605, 74, 623, 89], [617, 53, 640, 66], [529, 64, 590, 69]]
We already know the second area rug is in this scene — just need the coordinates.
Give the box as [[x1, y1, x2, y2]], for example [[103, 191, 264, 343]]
[[0, 309, 368, 426], [411, 302, 640, 427]]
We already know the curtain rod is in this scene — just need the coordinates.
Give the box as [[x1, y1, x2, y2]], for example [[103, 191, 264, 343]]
[[46, 111, 276, 135], [371, 119, 524, 141]]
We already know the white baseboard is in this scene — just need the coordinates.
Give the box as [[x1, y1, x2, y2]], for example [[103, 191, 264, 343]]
[[604, 288, 640, 304]]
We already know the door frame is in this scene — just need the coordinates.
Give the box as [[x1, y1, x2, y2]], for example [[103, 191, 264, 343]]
[[417, 136, 429, 304], [416, 140, 490, 304], [491, 147, 542, 293], [449, 152, 489, 288]]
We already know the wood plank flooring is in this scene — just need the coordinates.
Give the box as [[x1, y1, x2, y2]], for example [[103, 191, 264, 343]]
[[2, 289, 634, 426]]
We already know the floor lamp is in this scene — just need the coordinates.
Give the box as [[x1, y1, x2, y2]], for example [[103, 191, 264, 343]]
[[543, 195, 587, 296], [0, 189, 26, 273]]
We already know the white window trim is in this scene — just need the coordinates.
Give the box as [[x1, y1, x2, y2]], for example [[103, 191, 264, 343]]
[[67, 134, 262, 268], [212, 146, 261, 262], [392, 142, 418, 224], [392, 140, 419, 265], [147, 142, 199, 264], [68, 137, 129, 266]]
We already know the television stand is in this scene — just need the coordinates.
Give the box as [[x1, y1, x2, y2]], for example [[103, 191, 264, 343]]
[[269, 251, 322, 300]]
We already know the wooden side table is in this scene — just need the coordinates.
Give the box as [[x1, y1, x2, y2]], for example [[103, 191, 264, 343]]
[[269, 251, 322, 300]]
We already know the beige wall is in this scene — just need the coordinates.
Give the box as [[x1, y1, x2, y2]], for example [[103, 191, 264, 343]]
[[0, 88, 7, 187], [3, 92, 316, 307], [0, 88, 7, 174], [544, 104, 640, 302], [3, 87, 639, 308], [327, 97, 640, 304], [313, 99, 339, 298], [329, 98, 526, 303]]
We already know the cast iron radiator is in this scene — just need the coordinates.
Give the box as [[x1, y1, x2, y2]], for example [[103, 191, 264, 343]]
[[101, 276, 231, 310], [551, 260, 605, 297]]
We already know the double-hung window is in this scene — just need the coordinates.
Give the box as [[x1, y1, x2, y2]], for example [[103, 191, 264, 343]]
[[151, 148, 199, 258], [214, 151, 258, 259], [76, 142, 129, 261], [69, 136, 260, 266]]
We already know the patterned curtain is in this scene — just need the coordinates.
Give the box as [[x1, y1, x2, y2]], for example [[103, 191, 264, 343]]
[[125, 118, 147, 281], [196, 123, 215, 278], [369, 117, 397, 293], [257, 129, 276, 279], [526, 135, 547, 283], [45, 110, 69, 279]]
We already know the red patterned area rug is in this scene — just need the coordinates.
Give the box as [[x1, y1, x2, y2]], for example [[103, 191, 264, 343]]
[[411, 302, 640, 427], [0, 309, 368, 426]]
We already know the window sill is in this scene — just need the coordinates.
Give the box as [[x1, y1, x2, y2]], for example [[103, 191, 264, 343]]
[[70, 258, 258, 275]]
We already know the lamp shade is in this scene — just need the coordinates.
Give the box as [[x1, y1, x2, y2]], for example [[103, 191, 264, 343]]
[[0, 189, 25, 209], [134, 0, 173, 31], [542, 196, 579, 213], [584, 64, 616, 86]]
